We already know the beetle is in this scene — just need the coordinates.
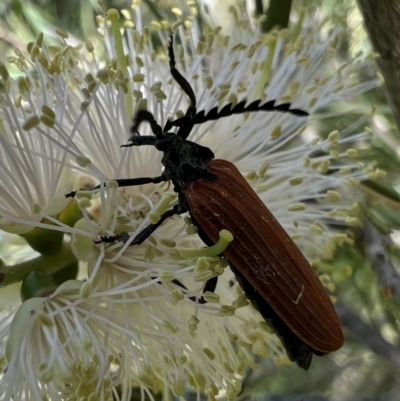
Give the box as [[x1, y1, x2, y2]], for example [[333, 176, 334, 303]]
[[70, 36, 344, 369]]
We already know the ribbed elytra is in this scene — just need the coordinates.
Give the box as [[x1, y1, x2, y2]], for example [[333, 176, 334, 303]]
[[185, 160, 344, 357], [69, 35, 344, 369]]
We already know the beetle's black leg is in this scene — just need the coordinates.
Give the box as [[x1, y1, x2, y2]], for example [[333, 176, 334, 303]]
[[97, 203, 187, 246], [199, 276, 218, 302], [163, 115, 187, 132], [66, 174, 168, 198], [129, 205, 184, 245], [130, 110, 163, 139], [121, 135, 157, 148]]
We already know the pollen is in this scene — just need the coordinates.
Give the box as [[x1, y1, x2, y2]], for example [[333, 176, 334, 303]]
[[289, 81, 300, 96], [176, 355, 187, 365], [205, 76, 213, 89], [296, 56, 310, 66], [32, 204, 42, 215], [271, 124, 282, 139], [159, 270, 175, 283], [40, 114, 56, 128], [160, 238, 176, 248], [217, 87, 230, 101], [288, 203, 307, 211], [327, 190, 342, 202], [346, 216, 361, 226], [233, 293, 250, 308], [339, 167, 352, 175], [37, 311, 55, 327], [259, 161, 270, 177], [203, 292, 220, 303], [306, 85, 318, 93], [160, 320, 179, 334], [171, 289, 184, 304], [308, 98, 317, 107], [296, 124, 307, 135], [346, 177, 360, 186], [247, 171, 257, 181], [172, 379, 185, 397], [256, 184, 269, 192], [311, 161, 321, 170], [368, 168, 387, 179], [22, 115, 40, 131], [187, 315, 200, 332], [55, 28, 69, 39], [218, 305, 235, 317], [228, 93, 238, 106], [346, 149, 358, 158], [330, 150, 340, 159], [76, 155, 92, 167], [203, 348, 216, 360], [195, 257, 211, 273], [194, 270, 214, 282], [309, 223, 324, 235], [171, 7, 183, 16], [320, 160, 330, 173], [171, 21, 184, 32], [186, 225, 199, 235], [289, 177, 304, 186]]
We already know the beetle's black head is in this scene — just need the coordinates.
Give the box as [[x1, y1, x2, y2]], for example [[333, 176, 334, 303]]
[[155, 132, 215, 190], [126, 106, 215, 191]]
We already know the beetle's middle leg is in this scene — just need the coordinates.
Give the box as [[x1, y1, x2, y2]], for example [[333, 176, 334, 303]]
[[97, 202, 219, 304], [96, 203, 186, 245]]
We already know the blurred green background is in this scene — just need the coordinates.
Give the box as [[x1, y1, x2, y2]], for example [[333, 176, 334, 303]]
[[1, 1, 400, 400]]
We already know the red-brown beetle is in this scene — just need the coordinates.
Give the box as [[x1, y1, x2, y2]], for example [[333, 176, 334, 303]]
[[74, 37, 344, 369]]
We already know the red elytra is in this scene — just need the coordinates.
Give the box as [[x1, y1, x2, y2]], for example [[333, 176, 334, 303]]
[[185, 159, 344, 353]]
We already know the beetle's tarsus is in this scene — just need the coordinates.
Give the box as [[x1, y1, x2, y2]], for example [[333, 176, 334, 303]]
[[65, 175, 167, 198], [65, 190, 77, 198], [94, 232, 130, 244], [65, 186, 97, 198]]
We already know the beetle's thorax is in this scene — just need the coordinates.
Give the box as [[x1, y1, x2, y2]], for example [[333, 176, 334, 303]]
[[155, 133, 215, 190]]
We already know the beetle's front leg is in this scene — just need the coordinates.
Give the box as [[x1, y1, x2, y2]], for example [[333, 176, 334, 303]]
[[66, 174, 169, 198]]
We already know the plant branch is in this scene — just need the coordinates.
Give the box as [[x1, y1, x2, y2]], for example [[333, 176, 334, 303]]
[[363, 221, 400, 302], [357, 0, 400, 131], [336, 299, 400, 371]]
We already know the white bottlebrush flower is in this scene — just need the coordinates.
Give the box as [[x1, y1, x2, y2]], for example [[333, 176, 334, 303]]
[[0, 2, 381, 400], [0, 67, 72, 235]]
